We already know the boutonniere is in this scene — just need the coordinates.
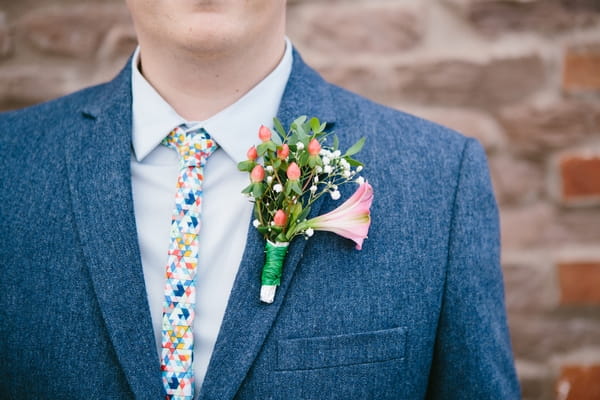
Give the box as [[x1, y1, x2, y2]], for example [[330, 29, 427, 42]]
[[238, 116, 373, 303]]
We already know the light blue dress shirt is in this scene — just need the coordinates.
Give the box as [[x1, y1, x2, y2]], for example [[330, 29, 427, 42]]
[[129, 40, 293, 394]]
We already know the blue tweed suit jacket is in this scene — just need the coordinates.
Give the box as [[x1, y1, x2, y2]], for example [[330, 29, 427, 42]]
[[0, 51, 520, 399]]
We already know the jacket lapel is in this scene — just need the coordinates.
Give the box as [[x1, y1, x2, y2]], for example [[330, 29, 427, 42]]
[[199, 50, 337, 400], [64, 64, 164, 398]]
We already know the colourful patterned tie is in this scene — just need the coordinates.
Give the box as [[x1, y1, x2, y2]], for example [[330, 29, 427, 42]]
[[160, 125, 217, 400]]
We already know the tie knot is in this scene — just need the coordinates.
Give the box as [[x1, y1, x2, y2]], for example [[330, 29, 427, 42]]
[[162, 125, 217, 167]]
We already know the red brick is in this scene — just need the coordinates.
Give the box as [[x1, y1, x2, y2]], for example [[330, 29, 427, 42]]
[[563, 44, 600, 92], [489, 155, 544, 206], [17, 5, 131, 58], [0, 12, 11, 58], [509, 313, 600, 361], [288, 3, 424, 56], [404, 107, 505, 152], [560, 154, 600, 205], [0, 65, 71, 111], [500, 203, 554, 249], [443, 0, 600, 35], [558, 262, 600, 305], [316, 53, 546, 108], [97, 24, 137, 60], [498, 100, 600, 156], [501, 205, 600, 249], [398, 54, 546, 108], [557, 365, 600, 400]]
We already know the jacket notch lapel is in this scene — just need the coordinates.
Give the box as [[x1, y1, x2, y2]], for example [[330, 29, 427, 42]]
[[64, 64, 164, 398], [199, 49, 338, 400]]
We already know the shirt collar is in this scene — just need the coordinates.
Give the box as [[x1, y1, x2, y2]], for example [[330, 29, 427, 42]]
[[131, 38, 293, 163]]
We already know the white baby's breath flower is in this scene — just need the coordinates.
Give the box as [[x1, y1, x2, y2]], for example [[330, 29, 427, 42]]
[[324, 165, 333, 174], [356, 176, 365, 184], [310, 185, 318, 193], [322, 157, 330, 166], [315, 166, 323, 174], [343, 170, 351, 178], [265, 165, 274, 173], [296, 142, 304, 150], [333, 150, 341, 158], [266, 176, 273, 184], [356, 165, 363, 172], [314, 176, 319, 183], [305, 228, 314, 237], [330, 190, 341, 200], [253, 219, 260, 228], [273, 183, 283, 193]]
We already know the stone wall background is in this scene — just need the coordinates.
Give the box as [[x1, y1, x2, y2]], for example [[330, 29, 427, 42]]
[[1, 0, 600, 398]]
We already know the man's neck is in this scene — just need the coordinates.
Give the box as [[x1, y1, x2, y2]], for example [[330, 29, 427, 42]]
[[137, 34, 286, 122]]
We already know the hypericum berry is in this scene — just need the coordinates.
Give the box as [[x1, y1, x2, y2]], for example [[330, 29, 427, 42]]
[[250, 165, 265, 182], [273, 210, 287, 227], [308, 138, 321, 156], [277, 144, 290, 160], [258, 125, 272, 142], [287, 162, 301, 181], [246, 146, 258, 161]]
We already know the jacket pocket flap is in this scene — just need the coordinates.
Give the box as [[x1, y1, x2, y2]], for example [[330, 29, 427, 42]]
[[276, 326, 406, 371]]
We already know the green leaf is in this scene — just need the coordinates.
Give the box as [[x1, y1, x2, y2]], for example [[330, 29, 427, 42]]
[[297, 206, 311, 222], [333, 135, 339, 151], [271, 129, 283, 146], [345, 157, 364, 167], [308, 155, 322, 168], [290, 180, 303, 196], [237, 160, 255, 172], [257, 141, 277, 157], [293, 115, 307, 127], [309, 117, 321, 134], [287, 135, 298, 145], [257, 142, 269, 157], [295, 124, 308, 141], [344, 137, 366, 157], [257, 226, 270, 235], [242, 183, 254, 194], [273, 117, 287, 138], [289, 203, 302, 221], [298, 151, 309, 167], [252, 183, 265, 199]]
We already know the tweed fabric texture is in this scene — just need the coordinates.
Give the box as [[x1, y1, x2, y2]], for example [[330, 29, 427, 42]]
[[161, 126, 216, 399], [0, 49, 519, 399]]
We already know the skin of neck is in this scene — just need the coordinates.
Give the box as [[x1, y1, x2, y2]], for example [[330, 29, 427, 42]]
[[135, 17, 286, 122]]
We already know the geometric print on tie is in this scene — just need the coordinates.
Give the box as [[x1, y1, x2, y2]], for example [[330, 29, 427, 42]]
[[160, 125, 217, 400]]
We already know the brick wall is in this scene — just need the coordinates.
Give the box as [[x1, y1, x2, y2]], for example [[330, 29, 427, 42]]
[[1, 1, 599, 398]]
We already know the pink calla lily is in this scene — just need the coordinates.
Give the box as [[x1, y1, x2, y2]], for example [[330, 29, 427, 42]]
[[306, 182, 373, 250]]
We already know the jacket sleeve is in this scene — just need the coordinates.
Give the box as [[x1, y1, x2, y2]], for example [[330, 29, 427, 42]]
[[426, 138, 521, 399]]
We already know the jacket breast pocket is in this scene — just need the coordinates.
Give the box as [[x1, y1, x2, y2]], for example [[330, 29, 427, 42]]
[[275, 326, 406, 371]]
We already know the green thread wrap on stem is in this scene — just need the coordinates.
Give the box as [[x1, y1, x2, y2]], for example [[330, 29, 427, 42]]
[[261, 241, 289, 286]]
